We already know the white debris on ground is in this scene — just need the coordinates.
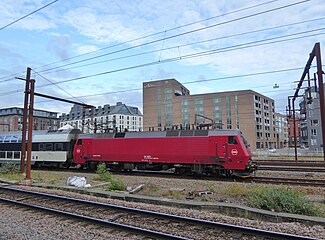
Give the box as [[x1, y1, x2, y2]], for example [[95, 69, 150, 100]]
[[67, 176, 91, 188]]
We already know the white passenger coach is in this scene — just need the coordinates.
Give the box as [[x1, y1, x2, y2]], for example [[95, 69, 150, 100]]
[[0, 128, 80, 167]]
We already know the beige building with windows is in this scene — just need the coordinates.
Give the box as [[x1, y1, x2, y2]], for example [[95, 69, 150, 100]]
[[143, 79, 287, 151], [60, 102, 143, 133]]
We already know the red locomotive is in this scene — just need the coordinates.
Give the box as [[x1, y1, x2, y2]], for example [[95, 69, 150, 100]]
[[73, 129, 257, 176]]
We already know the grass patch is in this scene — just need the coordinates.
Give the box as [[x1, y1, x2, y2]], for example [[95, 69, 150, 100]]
[[208, 183, 217, 193], [142, 183, 160, 196], [108, 178, 127, 191], [0, 172, 24, 181], [248, 187, 321, 217], [166, 190, 184, 199], [0, 163, 20, 174], [222, 183, 253, 197], [48, 179, 58, 185]]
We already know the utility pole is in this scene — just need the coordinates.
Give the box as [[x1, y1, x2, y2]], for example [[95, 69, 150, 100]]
[[314, 43, 325, 160], [20, 67, 31, 173], [25, 79, 35, 180], [291, 42, 324, 162], [292, 98, 298, 161]]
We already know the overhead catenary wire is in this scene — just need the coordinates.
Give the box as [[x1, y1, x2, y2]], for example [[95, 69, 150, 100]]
[[33, 17, 325, 76], [0, 0, 318, 116], [0, 0, 281, 82], [0, 0, 59, 31], [25, 0, 284, 71], [31, 69, 86, 105], [0, 0, 311, 82], [33, 0, 311, 75], [32, 30, 325, 89], [0, 65, 314, 109], [0, 46, 322, 100], [0, 16, 322, 84], [0, 1, 316, 95]]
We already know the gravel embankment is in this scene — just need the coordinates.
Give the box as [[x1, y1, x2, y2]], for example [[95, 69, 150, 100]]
[[4, 185, 324, 240], [0, 203, 135, 240]]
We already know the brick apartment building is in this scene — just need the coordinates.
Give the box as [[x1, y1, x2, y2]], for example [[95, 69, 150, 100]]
[[143, 79, 288, 151], [0, 107, 59, 132]]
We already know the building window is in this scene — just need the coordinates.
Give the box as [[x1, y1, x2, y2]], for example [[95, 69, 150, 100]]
[[164, 88, 173, 128], [157, 88, 162, 129], [194, 97, 205, 124], [311, 129, 317, 136], [213, 97, 222, 129], [182, 99, 190, 128], [226, 96, 231, 129], [235, 95, 239, 129], [311, 119, 319, 126], [311, 138, 317, 146]]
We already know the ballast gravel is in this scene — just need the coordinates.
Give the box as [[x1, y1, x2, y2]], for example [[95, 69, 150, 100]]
[[1, 185, 323, 240]]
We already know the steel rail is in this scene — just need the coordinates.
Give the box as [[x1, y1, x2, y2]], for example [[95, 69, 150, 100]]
[[252, 176, 325, 187], [257, 160, 325, 167], [0, 186, 316, 240], [259, 166, 325, 172], [0, 196, 186, 240]]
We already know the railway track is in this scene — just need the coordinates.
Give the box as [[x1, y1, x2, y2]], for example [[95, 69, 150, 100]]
[[257, 160, 325, 166], [31, 168, 325, 188], [251, 176, 325, 187], [257, 160, 325, 172], [257, 160, 325, 173], [0, 185, 315, 240], [258, 166, 325, 172]]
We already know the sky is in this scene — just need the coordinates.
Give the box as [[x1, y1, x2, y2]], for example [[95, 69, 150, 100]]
[[0, 0, 324, 116]]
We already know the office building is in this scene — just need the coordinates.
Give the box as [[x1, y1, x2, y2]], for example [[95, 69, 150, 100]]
[[143, 79, 287, 150]]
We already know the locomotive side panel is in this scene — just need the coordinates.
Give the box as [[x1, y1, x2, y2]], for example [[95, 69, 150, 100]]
[[81, 137, 212, 164]]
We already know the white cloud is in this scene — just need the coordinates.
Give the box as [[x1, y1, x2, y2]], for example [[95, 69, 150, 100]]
[[74, 45, 100, 55], [64, 7, 147, 44]]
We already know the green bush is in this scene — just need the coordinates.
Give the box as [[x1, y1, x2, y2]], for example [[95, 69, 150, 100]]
[[108, 178, 127, 191], [0, 163, 20, 174], [96, 163, 112, 182], [248, 187, 319, 216], [96, 163, 126, 191]]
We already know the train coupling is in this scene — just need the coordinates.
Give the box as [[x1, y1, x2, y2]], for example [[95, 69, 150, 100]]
[[246, 160, 259, 172]]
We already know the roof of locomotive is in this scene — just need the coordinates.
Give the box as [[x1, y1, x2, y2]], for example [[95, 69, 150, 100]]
[[78, 129, 242, 139]]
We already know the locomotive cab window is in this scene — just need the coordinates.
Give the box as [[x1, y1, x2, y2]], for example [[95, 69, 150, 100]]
[[228, 136, 237, 144], [77, 139, 82, 145]]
